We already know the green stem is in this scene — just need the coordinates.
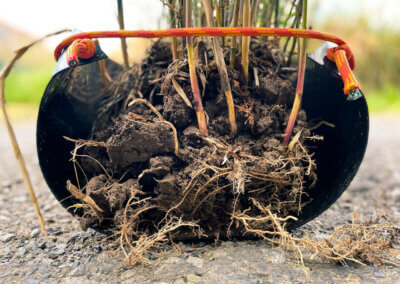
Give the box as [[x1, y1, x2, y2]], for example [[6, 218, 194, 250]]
[[250, 0, 260, 27], [286, 16, 300, 66], [178, 0, 186, 51], [220, 0, 225, 48], [168, 0, 179, 60], [282, 0, 296, 28], [229, 0, 241, 67], [274, 0, 279, 27], [241, 0, 251, 85], [283, 6, 299, 53]]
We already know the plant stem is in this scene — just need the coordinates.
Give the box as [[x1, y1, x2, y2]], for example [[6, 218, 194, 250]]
[[265, 0, 273, 27], [250, 0, 260, 27], [282, 0, 296, 28], [220, 0, 225, 26], [283, 6, 299, 53], [283, 0, 307, 146], [238, 0, 244, 53], [94, 40, 112, 88], [117, 0, 129, 68], [258, 0, 266, 27], [202, 0, 237, 137], [186, 0, 208, 135], [195, 0, 203, 27], [220, 0, 226, 48], [0, 30, 70, 237], [215, 0, 223, 26], [274, 0, 279, 27], [178, 0, 185, 28], [229, 0, 241, 67], [178, 0, 186, 52], [241, 0, 250, 85], [168, 0, 179, 60], [286, 16, 300, 66]]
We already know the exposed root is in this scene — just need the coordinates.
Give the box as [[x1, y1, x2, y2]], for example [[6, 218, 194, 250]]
[[288, 129, 303, 151], [57, 39, 398, 269], [309, 214, 400, 266], [309, 120, 335, 131], [66, 181, 104, 213], [234, 202, 400, 267], [66, 130, 399, 268], [122, 217, 200, 266]]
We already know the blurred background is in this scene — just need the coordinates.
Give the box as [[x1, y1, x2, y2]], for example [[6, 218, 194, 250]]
[[0, 0, 399, 119]]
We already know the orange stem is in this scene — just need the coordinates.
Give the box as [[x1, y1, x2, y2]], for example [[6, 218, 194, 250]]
[[186, 0, 208, 135]]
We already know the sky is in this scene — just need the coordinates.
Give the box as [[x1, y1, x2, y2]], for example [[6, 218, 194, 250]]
[[311, 0, 400, 31], [0, 0, 399, 54], [0, 0, 165, 53]]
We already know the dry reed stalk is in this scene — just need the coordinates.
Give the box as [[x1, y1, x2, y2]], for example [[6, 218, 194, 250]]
[[97, 60, 112, 88], [117, 0, 129, 68], [94, 40, 112, 88], [0, 29, 70, 237]]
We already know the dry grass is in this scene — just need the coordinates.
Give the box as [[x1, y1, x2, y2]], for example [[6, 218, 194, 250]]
[[0, 29, 71, 237]]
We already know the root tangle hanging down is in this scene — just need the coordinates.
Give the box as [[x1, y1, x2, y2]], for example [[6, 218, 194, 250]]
[[64, 38, 323, 265]]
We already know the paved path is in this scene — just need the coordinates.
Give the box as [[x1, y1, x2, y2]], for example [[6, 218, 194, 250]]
[[0, 115, 399, 283]]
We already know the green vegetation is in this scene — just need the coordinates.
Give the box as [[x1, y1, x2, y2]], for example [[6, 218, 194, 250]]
[[366, 84, 400, 113], [318, 16, 400, 114], [4, 65, 52, 104], [3, 63, 398, 114]]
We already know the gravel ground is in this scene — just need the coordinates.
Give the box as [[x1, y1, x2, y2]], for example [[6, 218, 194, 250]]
[[0, 115, 399, 284]]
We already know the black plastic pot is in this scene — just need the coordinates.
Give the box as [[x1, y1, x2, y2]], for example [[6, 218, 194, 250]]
[[37, 42, 369, 231]]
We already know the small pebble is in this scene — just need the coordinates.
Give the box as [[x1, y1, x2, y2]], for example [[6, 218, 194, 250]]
[[55, 244, 67, 255], [40, 273, 51, 279], [30, 229, 40, 238], [27, 268, 38, 276], [0, 233, 16, 243], [186, 256, 204, 268], [26, 241, 37, 250], [22, 280, 39, 284], [16, 247, 27, 257], [373, 271, 386, 278]]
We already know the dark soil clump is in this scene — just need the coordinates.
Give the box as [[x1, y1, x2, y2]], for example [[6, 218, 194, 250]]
[[66, 39, 317, 240]]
